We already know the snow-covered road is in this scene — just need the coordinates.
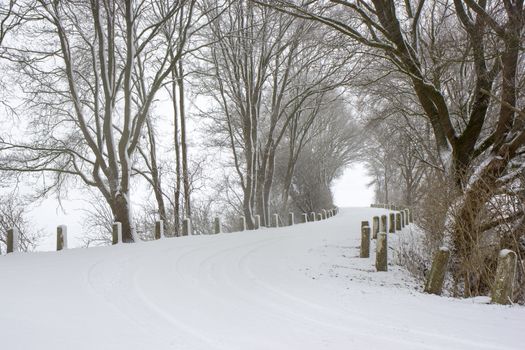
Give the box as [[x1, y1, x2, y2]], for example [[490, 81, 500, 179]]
[[0, 207, 523, 349]]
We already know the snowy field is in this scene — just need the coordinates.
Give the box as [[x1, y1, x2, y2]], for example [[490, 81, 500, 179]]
[[0, 207, 522, 350]]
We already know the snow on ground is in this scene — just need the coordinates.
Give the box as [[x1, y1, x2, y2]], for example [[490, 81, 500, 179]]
[[0, 207, 523, 349]]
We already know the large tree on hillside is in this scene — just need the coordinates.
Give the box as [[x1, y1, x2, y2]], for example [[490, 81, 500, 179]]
[[256, 0, 525, 296]]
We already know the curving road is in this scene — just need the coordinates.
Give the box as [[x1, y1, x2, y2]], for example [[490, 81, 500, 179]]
[[0, 207, 523, 349]]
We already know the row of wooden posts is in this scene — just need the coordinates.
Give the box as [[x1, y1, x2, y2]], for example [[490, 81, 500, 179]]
[[359, 206, 413, 272], [367, 204, 518, 305], [3, 208, 340, 254], [423, 245, 518, 305], [233, 208, 339, 233]]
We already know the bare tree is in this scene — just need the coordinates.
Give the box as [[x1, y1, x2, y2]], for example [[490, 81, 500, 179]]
[[201, 1, 355, 226], [0, 0, 196, 242], [0, 193, 44, 252], [257, 0, 525, 297], [284, 98, 362, 213]]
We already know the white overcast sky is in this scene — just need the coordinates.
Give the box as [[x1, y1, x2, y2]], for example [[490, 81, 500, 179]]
[[332, 162, 373, 207]]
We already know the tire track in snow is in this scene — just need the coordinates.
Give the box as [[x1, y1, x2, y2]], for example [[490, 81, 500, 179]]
[[235, 230, 512, 350], [84, 212, 523, 350], [87, 242, 217, 349]]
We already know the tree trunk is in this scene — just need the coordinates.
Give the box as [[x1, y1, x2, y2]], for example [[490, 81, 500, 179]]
[[113, 191, 134, 243], [451, 154, 509, 296], [146, 119, 167, 232], [263, 146, 276, 224], [281, 159, 295, 213], [255, 156, 267, 227], [178, 59, 191, 219], [171, 63, 182, 236], [242, 110, 257, 230]]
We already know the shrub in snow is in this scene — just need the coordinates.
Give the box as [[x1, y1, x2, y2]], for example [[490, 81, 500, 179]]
[[394, 226, 432, 286]]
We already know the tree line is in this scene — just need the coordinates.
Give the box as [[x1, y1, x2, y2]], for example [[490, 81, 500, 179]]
[[0, 1, 359, 247], [258, 0, 524, 300]]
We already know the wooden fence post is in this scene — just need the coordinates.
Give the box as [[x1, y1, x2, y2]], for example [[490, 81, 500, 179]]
[[7, 228, 18, 253], [288, 212, 294, 226], [380, 215, 387, 233], [400, 211, 405, 227], [272, 213, 279, 228], [389, 213, 396, 233], [376, 232, 388, 271], [112, 222, 122, 245], [155, 220, 163, 240], [322, 209, 327, 219], [302, 213, 308, 223], [424, 247, 450, 295], [183, 218, 192, 236], [396, 213, 401, 231], [254, 215, 261, 229], [372, 216, 379, 239], [214, 217, 221, 234], [57, 225, 68, 251], [360, 226, 371, 258], [239, 216, 246, 231], [491, 249, 517, 305], [408, 209, 413, 223]]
